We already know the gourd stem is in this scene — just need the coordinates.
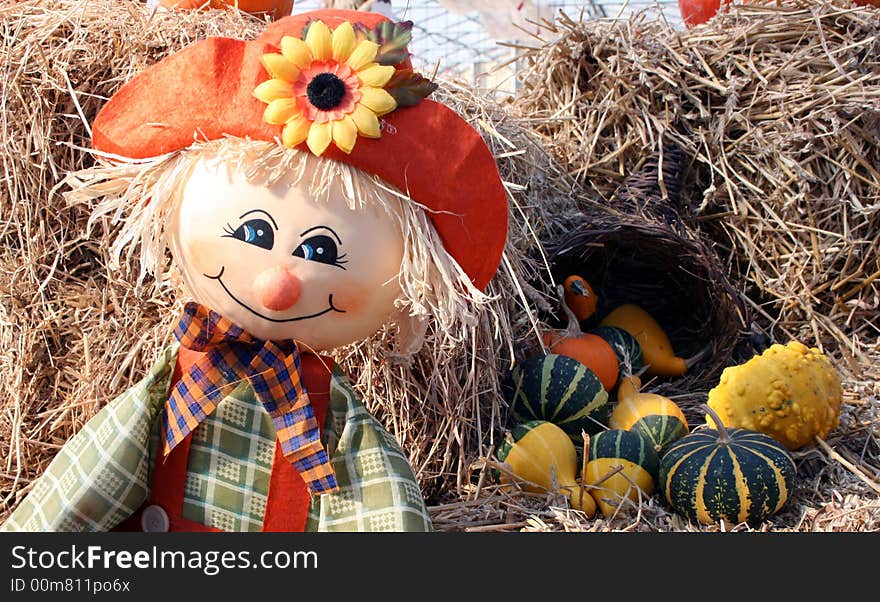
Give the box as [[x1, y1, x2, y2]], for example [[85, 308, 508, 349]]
[[618, 375, 640, 402], [557, 284, 582, 337], [702, 403, 730, 445]]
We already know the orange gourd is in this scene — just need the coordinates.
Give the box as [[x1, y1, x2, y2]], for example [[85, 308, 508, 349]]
[[678, 0, 725, 28], [681, 0, 880, 29], [157, 0, 293, 20], [542, 286, 618, 390], [563, 275, 598, 322]]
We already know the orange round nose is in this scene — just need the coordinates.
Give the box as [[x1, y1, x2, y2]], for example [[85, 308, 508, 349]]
[[253, 266, 301, 312]]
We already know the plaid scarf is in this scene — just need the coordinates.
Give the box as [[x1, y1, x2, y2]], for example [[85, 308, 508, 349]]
[[163, 302, 338, 495]]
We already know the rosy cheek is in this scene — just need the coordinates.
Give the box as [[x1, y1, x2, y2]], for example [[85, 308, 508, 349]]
[[330, 282, 371, 315], [181, 239, 223, 274]]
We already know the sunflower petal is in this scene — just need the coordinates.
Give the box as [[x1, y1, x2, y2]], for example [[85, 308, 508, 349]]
[[261, 53, 299, 81], [305, 20, 332, 61], [350, 104, 381, 138], [357, 64, 395, 88], [282, 116, 310, 148], [263, 98, 299, 125], [281, 36, 313, 69], [306, 121, 332, 156], [253, 79, 294, 103], [331, 116, 359, 154], [359, 87, 397, 116], [346, 40, 379, 71], [331, 22, 357, 62]]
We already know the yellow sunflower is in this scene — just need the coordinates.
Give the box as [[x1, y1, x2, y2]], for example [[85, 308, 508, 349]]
[[253, 20, 398, 155]]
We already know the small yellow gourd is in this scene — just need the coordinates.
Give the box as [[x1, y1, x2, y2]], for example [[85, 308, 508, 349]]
[[707, 341, 843, 450], [497, 421, 596, 516], [584, 429, 659, 517], [599, 304, 689, 377], [610, 376, 689, 452]]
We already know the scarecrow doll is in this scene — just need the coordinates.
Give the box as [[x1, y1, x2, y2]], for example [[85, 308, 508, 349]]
[[2, 9, 507, 532]]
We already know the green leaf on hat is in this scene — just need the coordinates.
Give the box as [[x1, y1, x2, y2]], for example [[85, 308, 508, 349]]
[[386, 69, 438, 107], [365, 20, 414, 66]]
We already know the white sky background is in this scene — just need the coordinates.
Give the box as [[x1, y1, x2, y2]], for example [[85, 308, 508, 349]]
[[291, 0, 684, 79]]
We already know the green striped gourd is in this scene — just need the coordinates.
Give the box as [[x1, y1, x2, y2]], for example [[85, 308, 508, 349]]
[[508, 354, 609, 443], [659, 405, 796, 525], [584, 429, 659, 516], [610, 375, 689, 453], [591, 326, 644, 376], [497, 420, 596, 516]]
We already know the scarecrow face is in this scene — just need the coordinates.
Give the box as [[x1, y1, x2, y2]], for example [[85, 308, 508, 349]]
[[169, 158, 404, 349]]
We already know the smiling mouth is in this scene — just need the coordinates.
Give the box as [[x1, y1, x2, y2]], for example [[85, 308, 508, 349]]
[[205, 267, 345, 323]]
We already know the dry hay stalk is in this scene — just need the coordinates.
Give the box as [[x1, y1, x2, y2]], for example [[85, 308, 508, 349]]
[[0, 0, 564, 520], [513, 0, 880, 373]]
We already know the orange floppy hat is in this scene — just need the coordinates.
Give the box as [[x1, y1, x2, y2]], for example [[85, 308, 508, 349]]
[[91, 9, 508, 291]]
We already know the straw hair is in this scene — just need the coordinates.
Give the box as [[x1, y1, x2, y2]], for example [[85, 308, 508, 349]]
[[65, 138, 494, 355]]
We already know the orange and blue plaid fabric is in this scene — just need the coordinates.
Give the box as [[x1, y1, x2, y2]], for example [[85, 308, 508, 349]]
[[163, 302, 338, 494]]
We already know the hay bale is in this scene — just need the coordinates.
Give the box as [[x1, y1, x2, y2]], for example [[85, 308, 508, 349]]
[[433, 1, 879, 533], [0, 0, 563, 520], [449, 0, 880, 532], [513, 0, 880, 371]]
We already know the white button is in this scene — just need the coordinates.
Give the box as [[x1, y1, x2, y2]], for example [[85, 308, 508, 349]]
[[140, 505, 169, 532]]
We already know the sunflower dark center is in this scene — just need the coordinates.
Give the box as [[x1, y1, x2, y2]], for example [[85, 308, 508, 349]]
[[307, 73, 347, 111]]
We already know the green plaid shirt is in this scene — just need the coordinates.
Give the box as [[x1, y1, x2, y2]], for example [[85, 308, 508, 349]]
[[1, 345, 432, 532]]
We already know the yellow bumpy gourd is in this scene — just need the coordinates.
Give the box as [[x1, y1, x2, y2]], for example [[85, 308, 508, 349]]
[[707, 341, 843, 450]]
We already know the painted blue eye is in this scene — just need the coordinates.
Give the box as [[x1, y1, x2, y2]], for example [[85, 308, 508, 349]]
[[225, 218, 274, 250], [292, 235, 342, 267]]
